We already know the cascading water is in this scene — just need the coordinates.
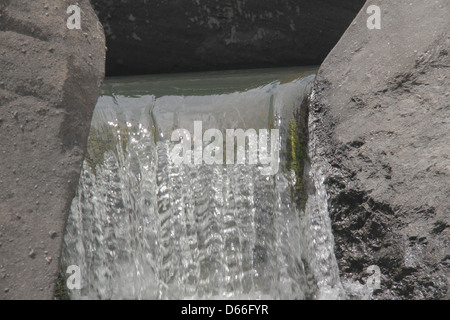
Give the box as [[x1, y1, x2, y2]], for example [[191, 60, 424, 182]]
[[61, 67, 345, 300]]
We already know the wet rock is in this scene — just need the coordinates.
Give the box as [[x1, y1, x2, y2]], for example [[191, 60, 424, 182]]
[[311, 0, 449, 299], [0, 0, 105, 299], [91, 0, 366, 75]]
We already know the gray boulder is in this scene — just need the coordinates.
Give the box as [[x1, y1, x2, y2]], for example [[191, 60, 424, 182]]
[[0, 0, 105, 299], [311, 0, 449, 299]]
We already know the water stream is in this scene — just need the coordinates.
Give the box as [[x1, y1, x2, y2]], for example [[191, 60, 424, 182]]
[[61, 67, 345, 300]]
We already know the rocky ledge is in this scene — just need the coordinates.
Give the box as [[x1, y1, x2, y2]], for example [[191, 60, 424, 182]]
[[311, 0, 449, 299], [0, 0, 105, 299]]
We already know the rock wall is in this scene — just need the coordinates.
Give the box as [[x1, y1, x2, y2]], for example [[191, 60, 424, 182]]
[[311, 0, 449, 299], [0, 0, 105, 299], [91, 0, 366, 76]]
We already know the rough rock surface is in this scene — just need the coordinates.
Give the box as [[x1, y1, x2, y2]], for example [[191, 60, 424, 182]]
[[311, 0, 449, 299], [0, 0, 105, 299], [91, 0, 366, 76]]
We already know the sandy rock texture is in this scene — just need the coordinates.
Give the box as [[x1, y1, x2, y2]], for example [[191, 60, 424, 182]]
[[0, 0, 105, 299], [91, 0, 366, 76], [311, 0, 449, 299]]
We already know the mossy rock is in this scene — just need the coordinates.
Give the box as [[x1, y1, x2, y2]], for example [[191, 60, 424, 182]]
[[85, 122, 139, 174], [54, 271, 71, 300], [285, 96, 309, 210]]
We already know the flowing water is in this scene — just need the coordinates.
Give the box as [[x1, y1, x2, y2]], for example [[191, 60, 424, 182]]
[[61, 67, 345, 300]]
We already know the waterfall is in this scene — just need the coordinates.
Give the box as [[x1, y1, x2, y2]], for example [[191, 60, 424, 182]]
[[61, 68, 345, 300]]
